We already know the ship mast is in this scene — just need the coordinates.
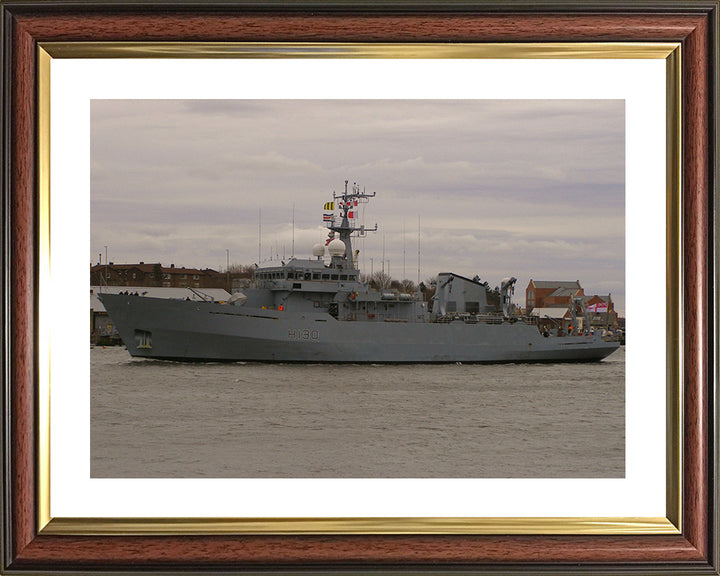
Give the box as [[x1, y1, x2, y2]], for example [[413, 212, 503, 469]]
[[327, 180, 377, 267]]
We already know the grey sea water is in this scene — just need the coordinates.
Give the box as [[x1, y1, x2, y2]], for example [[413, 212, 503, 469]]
[[91, 346, 624, 478]]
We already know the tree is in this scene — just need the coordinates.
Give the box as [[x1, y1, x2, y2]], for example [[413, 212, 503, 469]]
[[152, 263, 163, 287], [369, 271, 391, 290], [399, 279, 416, 294], [228, 264, 256, 278], [421, 277, 437, 302]]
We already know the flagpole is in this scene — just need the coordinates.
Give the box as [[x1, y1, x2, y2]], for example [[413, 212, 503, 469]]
[[606, 293, 611, 330]]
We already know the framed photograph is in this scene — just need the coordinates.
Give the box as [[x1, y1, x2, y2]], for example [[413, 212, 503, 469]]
[[2, 1, 717, 574]]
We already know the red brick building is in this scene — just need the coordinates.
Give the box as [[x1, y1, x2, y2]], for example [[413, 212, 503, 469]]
[[582, 294, 619, 328], [525, 280, 584, 313], [90, 262, 227, 290]]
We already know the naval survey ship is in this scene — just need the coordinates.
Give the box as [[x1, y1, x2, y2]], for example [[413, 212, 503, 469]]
[[99, 182, 619, 363]]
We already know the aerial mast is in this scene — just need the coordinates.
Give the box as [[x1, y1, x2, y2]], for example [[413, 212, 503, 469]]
[[325, 180, 377, 266], [417, 214, 421, 286], [403, 219, 406, 281]]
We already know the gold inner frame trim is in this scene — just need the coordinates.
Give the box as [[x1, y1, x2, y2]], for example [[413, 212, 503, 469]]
[[40, 41, 679, 59], [37, 46, 52, 537], [42, 516, 677, 536], [36, 41, 682, 536]]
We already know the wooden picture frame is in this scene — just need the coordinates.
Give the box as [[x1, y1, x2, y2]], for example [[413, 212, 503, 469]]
[[2, 1, 717, 573]]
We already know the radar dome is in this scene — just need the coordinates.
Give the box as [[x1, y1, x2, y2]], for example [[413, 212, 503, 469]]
[[312, 243, 325, 258], [328, 238, 346, 257]]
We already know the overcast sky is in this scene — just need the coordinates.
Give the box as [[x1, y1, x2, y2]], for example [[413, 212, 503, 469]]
[[91, 99, 625, 314]]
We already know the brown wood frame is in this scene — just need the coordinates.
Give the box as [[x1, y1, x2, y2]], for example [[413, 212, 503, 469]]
[[1, 1, 717, 573]]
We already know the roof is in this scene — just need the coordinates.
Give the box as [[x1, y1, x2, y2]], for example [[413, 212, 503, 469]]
[[547, 287, 580, 298], [437, 272, 491, 287], [528, 280, 582, 290], [162, 267, 215, 276], [90, 263, 161, 273], [582, 295, 610, 304], [90, 263, 221, 276], [529, 307, 571, 319], [90, 286, 231, 312]]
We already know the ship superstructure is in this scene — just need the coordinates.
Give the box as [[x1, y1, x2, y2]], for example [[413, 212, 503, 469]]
[[99, 182, 619, 363]]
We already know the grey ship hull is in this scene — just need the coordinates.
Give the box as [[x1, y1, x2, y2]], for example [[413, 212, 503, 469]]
[[99, 294, 619, 363]]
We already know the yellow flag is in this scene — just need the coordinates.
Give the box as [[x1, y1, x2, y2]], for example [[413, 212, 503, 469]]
[[323, 202, 334, 211]]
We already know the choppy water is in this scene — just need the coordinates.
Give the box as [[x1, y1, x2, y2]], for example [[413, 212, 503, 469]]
[[91, 346, 624, 478]]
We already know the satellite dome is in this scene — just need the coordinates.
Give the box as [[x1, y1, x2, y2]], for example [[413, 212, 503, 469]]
[[328, 238, 346, 257], [312, 243, 325, 257]]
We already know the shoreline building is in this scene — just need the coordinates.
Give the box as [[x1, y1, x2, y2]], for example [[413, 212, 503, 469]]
[[525, 279, 619, 332], [526, 280, 584, 313], [582, 294, 620, 330], [90, 262, 227, 290]]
